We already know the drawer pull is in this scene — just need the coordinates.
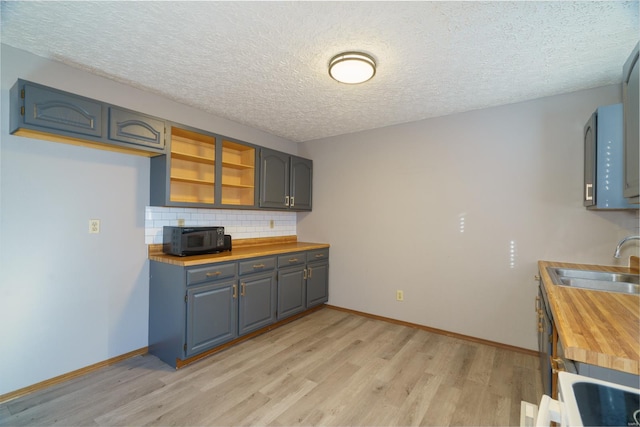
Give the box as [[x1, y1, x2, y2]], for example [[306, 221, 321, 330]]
[[206, 271, 222, 277], [232, 284, 237, 299], [241, 283, 246, 297], [252, 264, 266, 269], [289, 258, 298, 263], [314, 254, 324, 258]]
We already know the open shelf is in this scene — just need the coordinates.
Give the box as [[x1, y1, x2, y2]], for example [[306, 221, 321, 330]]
[[169, 127, 216, 205], [221, 139, 255, 206]]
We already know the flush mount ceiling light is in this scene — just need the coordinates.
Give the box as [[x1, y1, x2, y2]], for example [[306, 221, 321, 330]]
[[328, 52, 376, 84]]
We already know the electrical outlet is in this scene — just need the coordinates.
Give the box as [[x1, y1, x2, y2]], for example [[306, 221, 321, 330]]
[[177, 218, 185, 226], [396, 290, 404, 301], [89, 219, 100, 234], [269, 219, 275, 229]]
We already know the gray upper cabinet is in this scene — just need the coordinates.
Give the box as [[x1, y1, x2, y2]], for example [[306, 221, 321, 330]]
[[108, 107, 165, 150], [259, 148, 312, 211], [583, 104, 633, 209], [260, 149, 290, 209], [20, 81, 104, 138], [290, 156, 312, 210], [10, 79, 165, 156], [622, 43, 639, 203]]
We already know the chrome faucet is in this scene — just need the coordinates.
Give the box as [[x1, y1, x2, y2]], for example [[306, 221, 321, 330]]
[[613, 235, 640, 258]]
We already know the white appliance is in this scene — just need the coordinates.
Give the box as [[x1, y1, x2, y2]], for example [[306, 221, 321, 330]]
[[521, 372, 640, 427]]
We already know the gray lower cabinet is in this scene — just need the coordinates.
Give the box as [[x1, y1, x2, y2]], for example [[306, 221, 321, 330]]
[[186, 279, 237, 357], [277, 252, 307, 320], [306, 249, 329, 308], [149, 260, 237, 367], [238, 257, 277, 335], [149, 248, 328, 368]]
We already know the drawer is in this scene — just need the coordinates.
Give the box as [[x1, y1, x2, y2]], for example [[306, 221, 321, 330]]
[[278, 252, 306, 268], [307, 248, 329, 263], [186, 262, 236, 286], [238, 257, 276, 276]]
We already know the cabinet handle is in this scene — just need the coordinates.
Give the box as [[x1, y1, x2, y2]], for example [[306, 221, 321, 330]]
[[232, 284, 237, 299], [206, 271, 221, 277], [585, 183, 593, 201], [241, 283, 246, 296], [534, 275, 541, 281], [290, 197, 295, 207], [252, 264, 265, 269], [551, 357, 566, 374], [303, 268, 307, 280], [535, 295, 540, 312], [285, 196, 290, 207], [289, 258, 298, 263], [308, 267, 313, 278]]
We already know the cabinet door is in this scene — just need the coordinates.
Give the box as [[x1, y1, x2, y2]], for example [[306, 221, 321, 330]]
[[583, 114, 596, 207], [23, 82, 103, 138], [108, 107, 165, 151], [290, 156, 312, 211], [306, 261, 328, 308], [260, 148, 289, 209], [186, 280, 237, 357], [277, 267, 306, 320], [623, 45, 639, 202], [238, 272, 277, 335]]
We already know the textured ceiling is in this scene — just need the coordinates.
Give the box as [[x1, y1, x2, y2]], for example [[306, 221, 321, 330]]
[[1, 1, 638, 143]]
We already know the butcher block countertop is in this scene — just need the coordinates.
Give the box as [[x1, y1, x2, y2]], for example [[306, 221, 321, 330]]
[[149, 235, 329, 267], [538, 258, 639, 375]]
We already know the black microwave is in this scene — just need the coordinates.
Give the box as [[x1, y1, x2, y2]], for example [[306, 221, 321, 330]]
[[162, 226, 231, 256]]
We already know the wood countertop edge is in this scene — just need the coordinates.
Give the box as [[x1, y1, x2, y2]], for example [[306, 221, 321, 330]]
[[149, 241, 330, 266], [538, 259, 640, 375]]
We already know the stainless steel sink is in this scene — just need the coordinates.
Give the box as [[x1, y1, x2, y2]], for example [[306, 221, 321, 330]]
[[546, 267, 640, 295]]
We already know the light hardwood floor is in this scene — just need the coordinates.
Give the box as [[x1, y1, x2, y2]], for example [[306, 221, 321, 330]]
[[0, 307, 543, 426]]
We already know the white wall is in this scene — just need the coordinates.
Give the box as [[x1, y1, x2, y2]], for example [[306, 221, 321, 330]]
[[0, 44, 297, 396], [297, 86, 639, 351]]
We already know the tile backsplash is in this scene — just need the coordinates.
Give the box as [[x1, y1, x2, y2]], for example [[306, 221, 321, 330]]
[[145, 207, 297, 244]]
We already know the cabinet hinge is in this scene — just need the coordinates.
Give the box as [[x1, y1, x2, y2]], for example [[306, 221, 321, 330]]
[[20, 89, 25, 99], [20, 106, 25, 116], [184, 294, 188, 303], [184, 343, 187, 352]]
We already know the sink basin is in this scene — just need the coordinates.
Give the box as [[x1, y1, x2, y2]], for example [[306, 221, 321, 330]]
[[547, 267, 640, 295]]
